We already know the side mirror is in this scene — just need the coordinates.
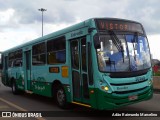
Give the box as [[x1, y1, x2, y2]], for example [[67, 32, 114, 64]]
[[94, 34, 101, 49]]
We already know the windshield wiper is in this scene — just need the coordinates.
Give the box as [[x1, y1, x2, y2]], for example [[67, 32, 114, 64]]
[[108, 30, 125, 62], [132, 32, 138, 61], [133, 32, 138, 43], [108, 30, 122, 52]]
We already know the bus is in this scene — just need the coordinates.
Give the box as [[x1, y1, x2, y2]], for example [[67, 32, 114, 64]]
[[0, 18, 153, 110]]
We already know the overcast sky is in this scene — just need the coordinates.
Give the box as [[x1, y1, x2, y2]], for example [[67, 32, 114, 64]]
[[0, 0, 160, 59]]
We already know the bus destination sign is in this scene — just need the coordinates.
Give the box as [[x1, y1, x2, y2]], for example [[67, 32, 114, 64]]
[[96, 19, 144, 34]]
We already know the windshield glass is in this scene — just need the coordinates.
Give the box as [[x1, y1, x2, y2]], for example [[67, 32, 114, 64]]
[[96, 33, 151, 72]]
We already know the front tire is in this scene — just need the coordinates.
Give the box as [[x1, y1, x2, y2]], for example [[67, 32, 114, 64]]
[[55, 85, 68, 109]]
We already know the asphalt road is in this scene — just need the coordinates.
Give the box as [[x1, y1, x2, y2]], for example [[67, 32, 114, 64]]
[[0, 79, 160, 120]]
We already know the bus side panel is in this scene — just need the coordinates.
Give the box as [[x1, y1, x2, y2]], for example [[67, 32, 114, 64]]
[[31, 65, 70, 98], [31, 81, 52, 97], [16, 68, 25, 90], [31, 66, 52, 97], [8, 67, 25, 90], [8, 68, 16, 86], [1, 71, 10, 87]]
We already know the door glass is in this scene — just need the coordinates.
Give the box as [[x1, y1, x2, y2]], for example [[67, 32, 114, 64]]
[[71, 41, 79, 69], [81, 38, 89, 99], [72, 71, 80, 98], [26, 51, 31, 90], [71, 38, 90, 102], [82, 74, 89, 98], [81, 38, 87, 72], [71, 40, 81, 99], [26, 51, 31, 70]]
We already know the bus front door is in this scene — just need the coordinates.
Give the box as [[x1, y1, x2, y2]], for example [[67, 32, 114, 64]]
[[25, 51, 31, 91], [70, 37, 90, 104]]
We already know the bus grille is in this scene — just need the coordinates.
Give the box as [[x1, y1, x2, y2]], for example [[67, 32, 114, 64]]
[[104, 86, 152, 106], [113, 86, 147, 94]]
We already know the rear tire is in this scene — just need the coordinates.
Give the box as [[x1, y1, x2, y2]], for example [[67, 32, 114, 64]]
[[12, 80, 19, 95], [55, 85, 69, 109]]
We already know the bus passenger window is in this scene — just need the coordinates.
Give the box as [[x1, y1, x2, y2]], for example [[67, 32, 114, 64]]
[[32, 42, 46, 65], [8, 49, 23, 67], [47, 37, 66, 64]]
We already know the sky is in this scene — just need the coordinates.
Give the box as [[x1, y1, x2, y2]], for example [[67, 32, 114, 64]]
[[0, 0, 160, 60]]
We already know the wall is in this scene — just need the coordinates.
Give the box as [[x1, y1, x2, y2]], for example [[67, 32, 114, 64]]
[[153, 76, 160, 89]]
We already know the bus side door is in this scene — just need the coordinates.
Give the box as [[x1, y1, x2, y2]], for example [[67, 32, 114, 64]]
[[70, 37, 90, 104], [24, 50, 32, 90]]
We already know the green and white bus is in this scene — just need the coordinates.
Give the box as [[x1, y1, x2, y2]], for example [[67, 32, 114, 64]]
[[0, 18, 153, 110]]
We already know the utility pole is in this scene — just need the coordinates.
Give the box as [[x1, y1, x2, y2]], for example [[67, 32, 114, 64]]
[[38, 8, 47, 37]]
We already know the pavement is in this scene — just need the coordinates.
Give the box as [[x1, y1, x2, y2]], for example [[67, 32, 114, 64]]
[[0, 75, 159, 119], [0, 98, 45, 120]]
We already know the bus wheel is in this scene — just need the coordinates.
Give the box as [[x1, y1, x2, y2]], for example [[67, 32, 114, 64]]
[[12, 80, 19, 95], [55, 85, 68, 109]]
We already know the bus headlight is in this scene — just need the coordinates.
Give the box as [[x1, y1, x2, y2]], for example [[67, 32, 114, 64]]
[[101, 86, 109, 91], [99, 80, 110, 91]]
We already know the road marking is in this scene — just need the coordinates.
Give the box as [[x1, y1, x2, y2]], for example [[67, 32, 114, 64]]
[[0, 98, 27, 111], [0, 97, 46, 120], [0, 105, 9, 109]]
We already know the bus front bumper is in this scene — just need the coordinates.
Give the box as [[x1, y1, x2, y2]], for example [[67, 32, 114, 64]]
[[95, 86, 153, 110]]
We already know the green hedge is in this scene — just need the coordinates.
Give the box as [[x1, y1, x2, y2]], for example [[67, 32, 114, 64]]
[[153, 72, 160, 76]]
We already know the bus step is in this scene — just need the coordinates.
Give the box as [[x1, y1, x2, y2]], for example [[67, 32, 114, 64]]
[[72, 101, 91, 108], [25, 90, 33, 94]]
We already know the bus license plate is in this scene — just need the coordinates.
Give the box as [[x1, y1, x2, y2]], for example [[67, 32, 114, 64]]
[[128, 95, 138, 101]]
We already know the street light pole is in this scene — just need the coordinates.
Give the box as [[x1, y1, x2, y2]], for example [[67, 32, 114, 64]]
[[38, 8, 47, 37]]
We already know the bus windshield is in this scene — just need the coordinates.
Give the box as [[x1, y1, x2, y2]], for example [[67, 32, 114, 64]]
[[96, 33, 151, 72]]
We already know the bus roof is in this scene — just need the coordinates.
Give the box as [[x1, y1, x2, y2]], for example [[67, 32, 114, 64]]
[[2, 18, 141, 53], [3, 18, 92, 53]]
